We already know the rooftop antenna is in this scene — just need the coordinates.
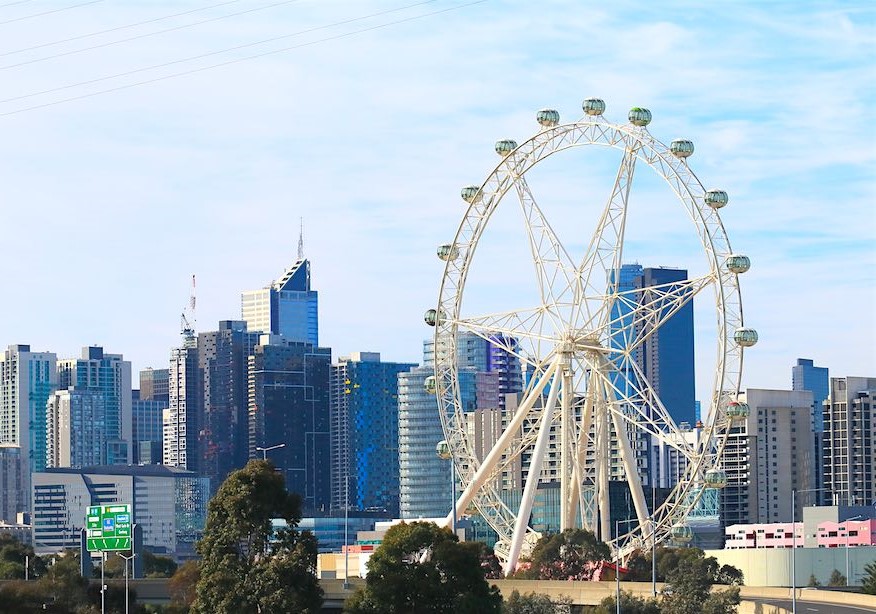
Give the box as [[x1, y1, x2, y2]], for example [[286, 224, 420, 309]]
[[180, 274, 197, 348], [298, 218, 304, 260]]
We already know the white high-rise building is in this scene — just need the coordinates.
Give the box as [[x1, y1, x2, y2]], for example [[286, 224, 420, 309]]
[[0, 345, 57, 516], [163, 345, 199, 470], [823, 376, 876, 507]]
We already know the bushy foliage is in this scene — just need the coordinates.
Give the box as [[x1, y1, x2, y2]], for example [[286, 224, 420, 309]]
[[827, 568, 847, 587], [661, 554, 740, 614], [191, 459, 323, 614], [0, 532, 46, 579], [345, 521, 502, 614], [595, 590, 661, 614], [514, 529, 611, 580], [625, 546, 743, 586], [503, 590, 571, 614], [861, 561, 876, 595]]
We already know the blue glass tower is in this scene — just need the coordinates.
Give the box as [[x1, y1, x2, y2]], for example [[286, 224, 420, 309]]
[[792, 358, 829, 504], [241, 258, 319, 346], [330, 353, 417, 516]]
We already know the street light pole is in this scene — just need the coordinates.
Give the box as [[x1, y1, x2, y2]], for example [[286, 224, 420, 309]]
[[101, 551, 106, 614], [845, 515, 862, 587], [651, 485, 657, 598], [791, 487, 826, 614], [343, 473, 351, 591], [256, 443, 286, 461], [615, 517, 637, 614], [118, 552, 137, 614]]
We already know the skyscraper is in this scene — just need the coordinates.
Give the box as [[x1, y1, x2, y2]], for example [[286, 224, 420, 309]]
[[330, 352, 416, 516], [57, 347, 132, 465], [248, 336, 332, 514], [140, 368, 169, 404], [822, 376, 876, 507], [198, 321, 260, 490], [132, 389, 165, 465], [720, 388, 814, 526], [164, 344, 199, 470], [792, 358, 829, 503], [45, 389, 107, 468], [0, 345, 58, 476], [241, 258, 319, 346]]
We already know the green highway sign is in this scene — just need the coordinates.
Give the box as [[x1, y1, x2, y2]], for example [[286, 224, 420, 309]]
[[86, 504, 132, 552]]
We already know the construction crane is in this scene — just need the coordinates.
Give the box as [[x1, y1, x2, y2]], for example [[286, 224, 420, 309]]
[[180, 274, 196, 348]]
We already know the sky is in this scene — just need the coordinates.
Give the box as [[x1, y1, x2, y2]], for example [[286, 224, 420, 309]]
[[0, 0, 873, 404]]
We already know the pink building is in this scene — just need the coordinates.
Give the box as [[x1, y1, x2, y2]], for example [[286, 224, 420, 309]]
[[725, 522, 803, 549], [725, 518, 876, 549], [816, 518, 876, 548]]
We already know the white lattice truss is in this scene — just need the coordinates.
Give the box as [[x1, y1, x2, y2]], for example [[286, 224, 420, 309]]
[[431, 112, 748, 575]]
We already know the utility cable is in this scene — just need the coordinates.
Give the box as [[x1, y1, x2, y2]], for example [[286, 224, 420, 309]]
[[0, 0, 102, 26], [1, 0, 306, 70], [0, 0, 438, 105], [0, 0, 36, 9], [0, 0, 486, 118], [0, 0, 244, 58]]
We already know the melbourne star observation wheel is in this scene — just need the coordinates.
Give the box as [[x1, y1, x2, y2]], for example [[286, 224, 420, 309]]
[[424, 98, 757, 575]]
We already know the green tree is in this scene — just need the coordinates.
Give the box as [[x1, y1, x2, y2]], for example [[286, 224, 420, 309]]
[[0, 532, 46, 579], [827, 568, 847, 587], [861, 561, 876, 595], [516, 529, 611, 580], [503, 590, 571, 614], [192, 459, 323, 614], [662, 554, 739, 614], [595, 590, 661, 614], [345, 521, 502, 614], [168, 560, 199, 612], [142, 550, 178, 578]]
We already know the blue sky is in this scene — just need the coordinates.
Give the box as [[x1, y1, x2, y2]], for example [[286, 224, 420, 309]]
[[0, 0, 873, 403]]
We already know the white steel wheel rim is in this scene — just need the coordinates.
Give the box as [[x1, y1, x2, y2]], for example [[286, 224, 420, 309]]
[[432, 108, 746, 569]]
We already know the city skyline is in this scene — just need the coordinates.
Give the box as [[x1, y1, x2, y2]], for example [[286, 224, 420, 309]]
[[0, 2, 873, 404]]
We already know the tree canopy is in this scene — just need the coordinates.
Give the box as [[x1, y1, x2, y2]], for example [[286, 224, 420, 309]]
[[345, 521, 502, 614], [514, 529, 611, 580], [192, 459, 323, 614], [862, 561, 876, 595], [625, 546, 743, 586], [661, 553, 740, 614]]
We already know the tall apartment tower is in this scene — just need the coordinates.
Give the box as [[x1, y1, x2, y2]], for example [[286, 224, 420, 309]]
[[823, 376, 876, 507], [131, 389, 166, 465], [241, 258, 318, 346], [57, 347, 133, 465], [0, 345, 57, 517], [164, 342, 199, 470], [720, 388, 815, 527], [330, 352, 417, 516], [791, 358, 829, 503], [198, 321, 260, 491], [248, 336, 332, 514], [45, 389, 107, 468], [398, 332, 512, 520]]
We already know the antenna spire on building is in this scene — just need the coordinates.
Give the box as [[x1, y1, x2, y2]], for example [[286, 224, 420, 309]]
[[298, 218, 304, 260]]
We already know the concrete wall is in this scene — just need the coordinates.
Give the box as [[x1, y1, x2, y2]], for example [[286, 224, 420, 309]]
[[707, 545, 876, 587]]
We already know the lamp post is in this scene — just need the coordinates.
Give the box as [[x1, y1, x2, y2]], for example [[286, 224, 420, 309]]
[[651, 486, 657, 598], [845, 515, 862, 587], [436, 440, 456, 535], [256, 443, 285, 461], [101, 551, 107, 614], [118, 552, 137, 614], [615, 517, 638, 614], [791, 487, 826, 614], [343, 473, 351, 591]]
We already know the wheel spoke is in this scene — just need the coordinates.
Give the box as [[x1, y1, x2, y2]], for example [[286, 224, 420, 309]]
[[513, 174, 579, 324], [453, 306, 559, 368], [606, 273, 714, 352], [573, 137, 641, 327]]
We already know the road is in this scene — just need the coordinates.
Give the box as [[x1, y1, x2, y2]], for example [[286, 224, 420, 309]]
[[752, 597, 876, 613]]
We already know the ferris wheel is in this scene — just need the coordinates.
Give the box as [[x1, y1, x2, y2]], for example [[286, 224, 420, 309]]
[[425, 98, 757, 574]]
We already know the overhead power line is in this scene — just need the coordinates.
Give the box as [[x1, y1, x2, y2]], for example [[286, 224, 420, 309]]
[[1, 0, 241, 57], [0, 0, 308, 70], [0, 0, 102, 26], [0, 0, 439, 105], [0, 0, 36, 9], [0, 0, 486, 118]]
